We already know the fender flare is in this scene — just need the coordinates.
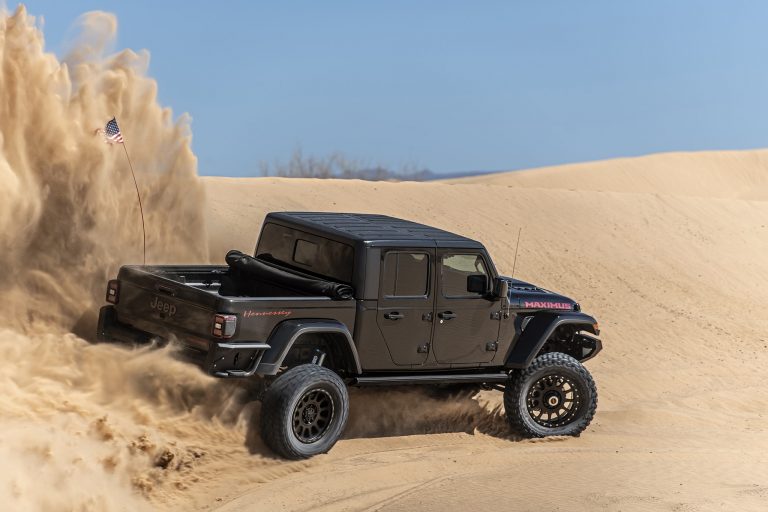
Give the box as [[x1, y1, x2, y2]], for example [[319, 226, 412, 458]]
[[505, 312, 599, 369], [256, 319, 362, 375]]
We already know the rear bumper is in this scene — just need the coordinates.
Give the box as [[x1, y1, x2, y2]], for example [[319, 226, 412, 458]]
[[97, 305, 271, 377]]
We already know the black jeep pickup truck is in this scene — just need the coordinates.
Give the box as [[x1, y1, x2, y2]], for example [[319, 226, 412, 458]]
[[98, 212, 602, 459]]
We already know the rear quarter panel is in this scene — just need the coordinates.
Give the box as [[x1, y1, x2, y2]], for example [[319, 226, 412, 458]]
[[219, 297, 357, 345]]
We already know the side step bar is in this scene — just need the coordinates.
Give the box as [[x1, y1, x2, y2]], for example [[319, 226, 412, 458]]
[[353, 373, 509, 386]]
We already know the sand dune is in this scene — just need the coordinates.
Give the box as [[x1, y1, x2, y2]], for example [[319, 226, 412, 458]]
[[450, 149, 768, 200], [5, 158, 766, 510], [195, 162, 768, 511]]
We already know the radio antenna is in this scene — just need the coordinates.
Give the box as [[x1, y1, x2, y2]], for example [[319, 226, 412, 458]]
[[511, 227, 522, 280]]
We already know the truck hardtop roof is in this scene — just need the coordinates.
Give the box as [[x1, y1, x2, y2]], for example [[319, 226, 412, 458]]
[[266, 212, 484, 249]]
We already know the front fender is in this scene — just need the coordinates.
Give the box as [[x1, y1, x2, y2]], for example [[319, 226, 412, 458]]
[[256, 319, 362, 375], [505, 312, 599, 369]]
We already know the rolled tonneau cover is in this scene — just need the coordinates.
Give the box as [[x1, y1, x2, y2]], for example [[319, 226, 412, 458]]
[[221, 250, 354, 300]]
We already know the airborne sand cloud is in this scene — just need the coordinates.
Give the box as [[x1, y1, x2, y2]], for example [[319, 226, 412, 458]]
[[0, 7, 214, 509], [0, 6, 207, 333]]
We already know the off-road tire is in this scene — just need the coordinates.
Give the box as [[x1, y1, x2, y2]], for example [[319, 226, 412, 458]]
[[505, 352, 597, 438], [260, 364, 349, 459]]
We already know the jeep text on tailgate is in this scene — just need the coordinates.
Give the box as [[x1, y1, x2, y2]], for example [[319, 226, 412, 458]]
[[149, 296, 177, 317], [98, 212, 602, 459]]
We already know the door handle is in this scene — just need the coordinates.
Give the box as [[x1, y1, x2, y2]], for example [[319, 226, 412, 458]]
[[384, 312, 404, 320], [438, 311, 456, 320]]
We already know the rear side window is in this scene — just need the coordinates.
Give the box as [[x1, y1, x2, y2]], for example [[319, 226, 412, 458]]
[[257, 223, 354, 283], [381, 252, 430, 297], [293, 239, 319, 265]]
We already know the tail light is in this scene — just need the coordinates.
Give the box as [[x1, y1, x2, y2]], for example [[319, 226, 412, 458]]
[[212, 314, 237, 338], [106, 280, 120, 304]]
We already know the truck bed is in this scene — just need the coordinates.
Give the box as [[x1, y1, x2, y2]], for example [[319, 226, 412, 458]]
[[110, 265, 356, 354]]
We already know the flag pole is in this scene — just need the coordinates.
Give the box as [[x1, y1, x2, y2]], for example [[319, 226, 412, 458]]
[[118, 131, 147, 265]]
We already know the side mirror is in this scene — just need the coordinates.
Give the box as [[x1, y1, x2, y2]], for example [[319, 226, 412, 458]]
[[493, 278, 509, 299], [466, 274, 489, 294]]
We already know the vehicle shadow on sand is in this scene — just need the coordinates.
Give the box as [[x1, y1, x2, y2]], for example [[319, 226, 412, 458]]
[[343, 387, 518, 440], [244, 385, 522, 456]]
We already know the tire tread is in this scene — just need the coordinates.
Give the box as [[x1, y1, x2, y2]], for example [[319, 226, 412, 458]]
[[505, 352, 597, 438], [260, 365, 348, 459]]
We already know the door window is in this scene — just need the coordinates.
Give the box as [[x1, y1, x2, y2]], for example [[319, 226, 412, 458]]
[[381, 252, 430, 297], [441, 253, 487, 297]]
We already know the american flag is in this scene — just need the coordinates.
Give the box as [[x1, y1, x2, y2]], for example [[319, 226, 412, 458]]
[[104, 117, 124, 144]]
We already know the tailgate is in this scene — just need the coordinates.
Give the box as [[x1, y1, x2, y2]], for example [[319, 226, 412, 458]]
[[113, 266, 222, 342]]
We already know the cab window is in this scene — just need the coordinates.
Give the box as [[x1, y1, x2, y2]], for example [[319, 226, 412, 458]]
[[441, 253, 487, 297], [256, 223, 354, 283], [381, 252, 430, 297]]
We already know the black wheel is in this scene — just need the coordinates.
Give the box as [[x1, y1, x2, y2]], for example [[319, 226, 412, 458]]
[[505, 352, 597, 437], [260, 364, 349, 459]]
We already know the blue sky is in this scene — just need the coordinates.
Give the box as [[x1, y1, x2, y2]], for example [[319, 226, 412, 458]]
[[16, 1, 768, 176]]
